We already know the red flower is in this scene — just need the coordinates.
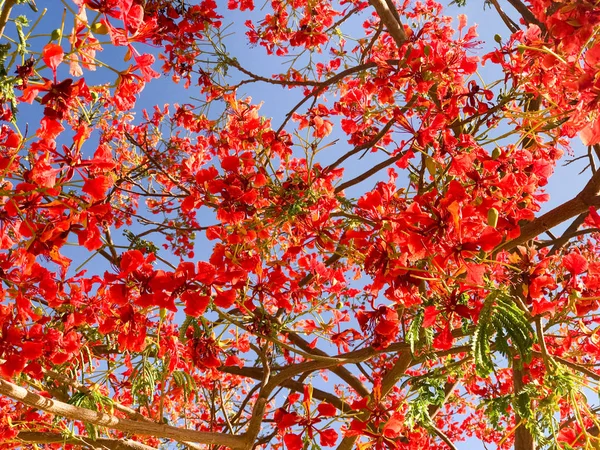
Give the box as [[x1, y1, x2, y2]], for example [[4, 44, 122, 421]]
[[42, 43, 63, 78], [83, 175, 113, 201]]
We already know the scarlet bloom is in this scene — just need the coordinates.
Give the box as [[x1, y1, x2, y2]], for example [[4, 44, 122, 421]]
[[356, 306, 399, 349], [42, 43, 63, 77], [189, 336, 221, 369]]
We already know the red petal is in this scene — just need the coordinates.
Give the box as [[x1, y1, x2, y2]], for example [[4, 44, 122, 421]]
[[317, 402, 337, 417], [120, 250, 145, 275], [182, 291, 211, 317], [319, 428, 338, 447], [589, 207, 600, 228], [0, 355, 26, 378], [83, 175, 112, 201], [42, 43, 64, 73], [433, 323, 453, 350], [283, 433, 303, 450], [224, 354, 244, 368], [108, 283, 128, 306], [21, 342, 44, 360], [464, 263, 486, 285], [382, 413, 404, 438], [422, 306, 438, 327], [278, 412, 301, 429], [563, 252, 588, 275], [221, 155, 240, 171], [581, 119, 600, 146], [214, 289, 236, 308]]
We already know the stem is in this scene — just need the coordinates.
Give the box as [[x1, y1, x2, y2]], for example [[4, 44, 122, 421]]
[[0, 0, 17, 39]]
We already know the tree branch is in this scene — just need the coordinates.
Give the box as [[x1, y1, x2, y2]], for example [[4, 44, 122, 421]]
[[504, 0, 546, 32], [0, 0, 16, 39], [369, 0, 407, 49], [335, 351, 413, 450], [546, 213, 589, 255], [284, 331, 370, 398], [220, 365, 350, 412], [43, 370, 204, 450], [0, 378, 246, 449], [498, 169, 600, 252], [513, 363, 535, 450], [15, 431, 157, 450], [488, 0, 519, 33], [334, 149, 408, 193], [325, 118, 396, 173]]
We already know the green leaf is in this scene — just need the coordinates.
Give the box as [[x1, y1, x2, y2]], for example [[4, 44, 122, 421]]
[[472, 293, 496, 377], [471, 293, 536, 376], [407, 310, 424, 354]]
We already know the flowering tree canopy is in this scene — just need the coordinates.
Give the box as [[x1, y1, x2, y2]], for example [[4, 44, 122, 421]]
[[0, 0, 600, 449]]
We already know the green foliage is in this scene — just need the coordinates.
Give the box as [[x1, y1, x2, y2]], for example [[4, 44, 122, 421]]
[[131, 352, 163, 407], [124, 229, 159, 254], [405, 371, 448, 428], [0, 43, 17, 116], [406, 309, 424, 354], [172, 370, 197, 402], [13, 15, 29, 56], [179, 315, 204, 343], [472, 292, 536, 377], [480, 394, 512, 430], [67, 390, 113, 440]]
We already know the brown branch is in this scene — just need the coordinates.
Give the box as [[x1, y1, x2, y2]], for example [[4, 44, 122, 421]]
[[276, 62, 380, 134], [513, 364, 536, 450], [336, 351, 413, 450], [239, 343, 411, 450], [504, 0, 546, 32], [284, 331, 370, 398], [430, 424, 458, 450], [360, 23, 383, 63], [123, 132, 190, 195], [429, 380, 458, 418], [497, 169, 600, 252], [334, 149, 407, 193], [43, 370, 203, 450], [325, 118, 396, 173], [369, 0, 407, 49], [228, 58, 321, 87], [531, 351, 600, 382], [0, 0, 16, 39], [546, 213, 589, 255], [0, 378, 245, 449], [45, 370, 150, 423], [219, 365, 350, 412], [488, 0, 519, 33], [15, 431, 157, 450]]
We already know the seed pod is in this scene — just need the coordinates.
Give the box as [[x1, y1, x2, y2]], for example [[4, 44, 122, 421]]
[[50, 28, 61, 41], [91, 22, 110, 35], [487, 207, 499, 228], [425, 156, 436, 176]]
